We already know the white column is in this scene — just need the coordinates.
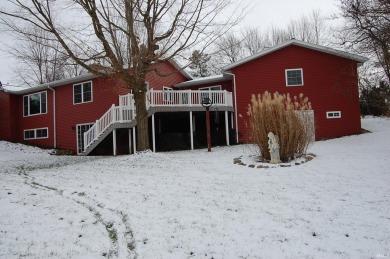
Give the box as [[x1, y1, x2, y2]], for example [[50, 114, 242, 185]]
[[225, 111, 230, 146], [132, 127, 137, 153], [190, 111, 194, 150], [128, 128, 132, 154], [152, 114, 156, 152], [113, 129, 117, 156]]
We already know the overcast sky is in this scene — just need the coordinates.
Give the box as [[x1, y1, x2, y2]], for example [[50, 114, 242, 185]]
[[0, 0, 340, 86]]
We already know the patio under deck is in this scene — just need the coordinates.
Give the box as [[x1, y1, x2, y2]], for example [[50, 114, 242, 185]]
[[82, 90, 235, 155]]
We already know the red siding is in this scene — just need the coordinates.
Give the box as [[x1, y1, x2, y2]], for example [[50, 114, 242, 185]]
[[7, 61, 189, 153], [0, 92, 11, 141], [175, 80, 232, 92], [15, 90, 55, 148], [231, 45, 361, 141], [147, 61, 189, 90]]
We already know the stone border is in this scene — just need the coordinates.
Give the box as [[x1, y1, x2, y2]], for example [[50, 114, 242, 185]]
[[233, 153, 316, 169]]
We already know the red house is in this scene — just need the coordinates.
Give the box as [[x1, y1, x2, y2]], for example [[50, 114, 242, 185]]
[[0, 40, 367, 155]]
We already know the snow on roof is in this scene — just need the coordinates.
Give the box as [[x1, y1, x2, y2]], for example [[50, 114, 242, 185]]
[[174, 74, 233, 88], [223, 39, 369, 71], [1, 85, 30, 93]]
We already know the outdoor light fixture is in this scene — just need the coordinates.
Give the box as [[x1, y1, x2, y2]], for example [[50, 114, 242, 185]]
[[201, 97, 213, 152]]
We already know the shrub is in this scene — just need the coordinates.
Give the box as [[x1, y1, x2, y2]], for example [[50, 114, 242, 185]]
[[246, 91, 314, 162]]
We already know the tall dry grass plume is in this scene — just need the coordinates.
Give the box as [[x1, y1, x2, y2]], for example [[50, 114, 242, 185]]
[[246, 91, 314, 162]]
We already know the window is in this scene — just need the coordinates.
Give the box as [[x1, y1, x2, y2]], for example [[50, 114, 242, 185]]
[[199, 86, 221, 91], [23, 91, 47, 116], [199, 85, 222, 104], [74, 81, 92, 104], [163, 86, 173, 102], [77, 123, 94, 154], [326, 111, 341, 119], [24, 128, 48, 140], [285, 69, 304, 86]]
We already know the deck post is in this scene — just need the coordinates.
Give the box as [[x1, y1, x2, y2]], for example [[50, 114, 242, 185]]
[[95, 120, 99, 140], [132, 127, 137, 153], [128, 128, 132, 154], [225, 111, 230, 146], [113, 128, 117, 156], [190, 111, 194, 150], [152, 114, 156, 152], [111, 104, 115, 122]]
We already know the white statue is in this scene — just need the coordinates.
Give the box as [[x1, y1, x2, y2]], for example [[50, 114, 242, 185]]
[[268, 132, 281, 164]]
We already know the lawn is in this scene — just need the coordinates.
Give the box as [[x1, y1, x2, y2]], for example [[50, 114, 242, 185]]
[[1, 117, 389, 258]]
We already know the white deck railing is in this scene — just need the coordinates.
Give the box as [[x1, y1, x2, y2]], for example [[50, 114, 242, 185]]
[[146, 90, 233, 107], [83, 90, 233, 152]]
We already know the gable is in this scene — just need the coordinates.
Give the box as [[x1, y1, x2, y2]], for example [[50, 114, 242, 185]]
[[223, 40, 368, 71]]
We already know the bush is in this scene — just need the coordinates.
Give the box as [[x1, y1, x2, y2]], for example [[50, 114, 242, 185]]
[[246, 91, 314, 162], [360, 81, 390, 117]]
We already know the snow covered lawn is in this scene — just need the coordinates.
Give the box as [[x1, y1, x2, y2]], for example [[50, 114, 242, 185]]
[[1, 117, 390, 258]]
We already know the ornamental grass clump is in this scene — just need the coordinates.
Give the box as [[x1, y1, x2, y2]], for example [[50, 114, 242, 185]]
[[247, 91, 314, 162]]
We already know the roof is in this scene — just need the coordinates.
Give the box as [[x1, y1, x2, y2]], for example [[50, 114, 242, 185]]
[[3, 73, 98, 95], [174, 74, 233, 88], [4, 59, 192, 95], [223, 39, 369, 71]]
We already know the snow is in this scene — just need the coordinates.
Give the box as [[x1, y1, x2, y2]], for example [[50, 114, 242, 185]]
[[1, 117, 390, 258]]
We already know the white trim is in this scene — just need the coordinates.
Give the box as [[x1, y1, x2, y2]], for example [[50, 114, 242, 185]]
[[23, 91, 48, 117], [223, 39, 368, 71], [76, 122, 94, 155], [285, 68, 304, 86], [73, 81, 93, 105], [48, 86, 57, 148], [24, 127, 49, 140], [199, 85, 222, 91], [326, 111, 342, 119]]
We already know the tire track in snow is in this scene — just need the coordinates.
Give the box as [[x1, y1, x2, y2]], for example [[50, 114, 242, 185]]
[[16, 164, 137, 259]]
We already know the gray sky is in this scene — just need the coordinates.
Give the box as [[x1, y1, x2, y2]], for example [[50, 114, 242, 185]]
[[0, 0, 340, 86]]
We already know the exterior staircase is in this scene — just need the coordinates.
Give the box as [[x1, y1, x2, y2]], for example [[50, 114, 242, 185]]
[[80, 95, 136, 156]]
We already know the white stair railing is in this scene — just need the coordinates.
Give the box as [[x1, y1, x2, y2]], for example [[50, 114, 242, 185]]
[[83, 94, 135, 152]]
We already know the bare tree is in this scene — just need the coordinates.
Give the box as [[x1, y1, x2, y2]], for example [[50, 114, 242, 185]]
[[242, 27, 269, 55], [339, 0, 390, 83], [4, 26, 85, 86], [215, 33, 245, 65], [0, 0, 245, 150]]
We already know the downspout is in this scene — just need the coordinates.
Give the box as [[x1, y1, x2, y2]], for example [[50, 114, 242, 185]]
[[223, 72, 239, 144], [48, 86, 57, 148]]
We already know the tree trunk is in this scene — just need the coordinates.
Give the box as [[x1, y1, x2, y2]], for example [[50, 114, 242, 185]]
[[133, 81, 150, 151]]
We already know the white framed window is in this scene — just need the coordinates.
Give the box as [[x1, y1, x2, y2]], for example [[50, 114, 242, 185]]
[[76, 123, 94, 154], [74, 81, 93, 104], [199, 85, 221, 91], [326, 111, 341, 119], [24, 127, 48, 140], [163, 86, 173, 102], [199, 85, 222, 104], [285, 69, 304, 86], [23, 91, 47, 117]]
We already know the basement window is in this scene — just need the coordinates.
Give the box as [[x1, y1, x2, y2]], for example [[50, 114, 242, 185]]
[[326, 111, 341, 119], [285, 69, 304, 86], [24, 128, 48, 140], [23, 91, 47, 116], [74, 81, 93, 104]]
